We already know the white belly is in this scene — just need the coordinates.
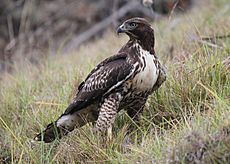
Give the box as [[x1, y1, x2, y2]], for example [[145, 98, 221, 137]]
[[132, 46, 159, 91]]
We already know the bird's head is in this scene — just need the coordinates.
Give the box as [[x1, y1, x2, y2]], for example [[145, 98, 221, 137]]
[[117, 17, 155, 53], [117, 17, 152, 39]]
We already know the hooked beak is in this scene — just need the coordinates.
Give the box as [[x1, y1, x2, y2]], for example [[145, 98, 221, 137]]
[[116, 23, 126, 34]]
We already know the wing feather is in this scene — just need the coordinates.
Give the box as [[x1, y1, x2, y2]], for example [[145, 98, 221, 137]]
[[64, 53, 135, 114]]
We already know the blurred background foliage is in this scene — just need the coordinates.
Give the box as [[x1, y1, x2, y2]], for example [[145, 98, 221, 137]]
[[0, 0, 192, 72]]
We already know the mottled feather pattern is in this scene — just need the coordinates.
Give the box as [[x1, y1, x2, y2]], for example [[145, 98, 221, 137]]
[[131, 43, 159, 91], [83, 67, 110, 92], [64, 56, 133, 113], [34, 17, 166, 143]]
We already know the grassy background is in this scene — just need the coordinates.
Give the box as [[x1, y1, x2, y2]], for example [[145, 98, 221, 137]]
[[0, 0, 230, 163]]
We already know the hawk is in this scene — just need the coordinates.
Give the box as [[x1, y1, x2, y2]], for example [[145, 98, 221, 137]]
[[35, 17, 166, 143]]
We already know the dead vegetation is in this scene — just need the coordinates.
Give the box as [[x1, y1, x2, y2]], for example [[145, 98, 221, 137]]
[[0, 0, 192, 72], [0, 0, 229, 163]]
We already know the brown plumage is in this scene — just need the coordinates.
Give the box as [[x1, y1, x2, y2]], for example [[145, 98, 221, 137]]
[[34, 17, 166, 143]]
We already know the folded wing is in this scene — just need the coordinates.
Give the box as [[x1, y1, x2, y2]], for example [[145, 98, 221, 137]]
[[64, 52, 135, 115]]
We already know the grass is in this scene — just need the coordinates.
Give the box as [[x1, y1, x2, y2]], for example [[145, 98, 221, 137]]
[[0, 0, 230, 163]]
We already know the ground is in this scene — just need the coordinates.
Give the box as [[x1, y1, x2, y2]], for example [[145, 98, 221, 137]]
[[0, 0, 229, 163]]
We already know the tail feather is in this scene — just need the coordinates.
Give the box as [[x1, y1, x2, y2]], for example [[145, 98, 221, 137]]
[[34, 121, 69, 143], [34, 113, 77, 143], [34, 105, 98, 142]]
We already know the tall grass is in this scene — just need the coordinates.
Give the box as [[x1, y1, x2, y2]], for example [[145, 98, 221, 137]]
[[0, 0, 229, 163]]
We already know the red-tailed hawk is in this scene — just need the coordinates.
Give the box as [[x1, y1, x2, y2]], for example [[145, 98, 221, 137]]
[[35, 17, 166, 143]]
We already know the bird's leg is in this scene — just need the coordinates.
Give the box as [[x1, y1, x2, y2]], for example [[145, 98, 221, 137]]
[[107, 126, 113, 141], [122, 102, 145, 150], [93, 93, 122, 139], [127, 105, 145, 131]]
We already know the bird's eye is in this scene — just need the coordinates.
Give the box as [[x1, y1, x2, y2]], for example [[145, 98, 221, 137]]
[[130, 22, 137, 27]]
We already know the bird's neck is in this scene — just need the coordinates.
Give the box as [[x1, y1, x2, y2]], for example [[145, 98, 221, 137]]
[[130, 31, 155, 55]]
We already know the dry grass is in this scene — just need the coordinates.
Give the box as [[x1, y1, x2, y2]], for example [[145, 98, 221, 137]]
[[0, 0, 230, 163]]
